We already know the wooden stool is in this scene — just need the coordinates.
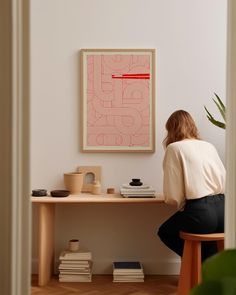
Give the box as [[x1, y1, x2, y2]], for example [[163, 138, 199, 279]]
[[177, 232, 224, 295]]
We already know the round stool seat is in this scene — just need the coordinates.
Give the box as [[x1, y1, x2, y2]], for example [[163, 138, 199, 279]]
[[180, 232, 225, 242]]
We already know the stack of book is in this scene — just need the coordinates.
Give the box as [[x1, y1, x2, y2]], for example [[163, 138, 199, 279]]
[[120, 183, 156, 198], [113, 261, 145, 282], [58, 249, 92, 282]]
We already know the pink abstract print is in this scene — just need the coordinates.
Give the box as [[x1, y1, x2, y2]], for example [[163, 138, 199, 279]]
[[86, 53, 152, 148]]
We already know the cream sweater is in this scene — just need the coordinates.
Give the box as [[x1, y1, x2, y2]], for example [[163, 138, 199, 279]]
[[163, 139, 226, 209]]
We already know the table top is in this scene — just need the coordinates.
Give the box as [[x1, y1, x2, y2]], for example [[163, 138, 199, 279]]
[[31, 193, 165, 204]]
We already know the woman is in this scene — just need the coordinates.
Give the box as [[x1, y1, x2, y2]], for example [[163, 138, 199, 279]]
[[157, 110, 225, 261]]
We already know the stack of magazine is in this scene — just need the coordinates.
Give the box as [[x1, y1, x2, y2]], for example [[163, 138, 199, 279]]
[[58, 248, 92, 282], [120, 183, 156, 198], [113, 261, 145, 282]]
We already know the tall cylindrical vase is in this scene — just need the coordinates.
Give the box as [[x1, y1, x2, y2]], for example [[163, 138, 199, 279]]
[[64, 172, 84, 194]]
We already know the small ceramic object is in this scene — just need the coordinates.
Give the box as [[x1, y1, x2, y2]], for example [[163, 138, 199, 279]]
[[107, 187, 115, 194], [68, 239, 79, 252], [92, 180, 101, 195], [32, 189, 47, 196], [50, 190, 70, 197], [129, 178, 143, 186], [78, 166, 101, 192], [64, 172, 84, 194]]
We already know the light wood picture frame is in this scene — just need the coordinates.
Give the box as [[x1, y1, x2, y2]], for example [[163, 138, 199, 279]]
[[80, 49, 155, 152]]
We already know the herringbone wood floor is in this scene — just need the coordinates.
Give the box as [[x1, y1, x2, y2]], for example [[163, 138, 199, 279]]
[[31, 275, 178, 295]]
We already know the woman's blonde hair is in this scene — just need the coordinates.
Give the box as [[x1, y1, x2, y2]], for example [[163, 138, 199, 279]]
[[163, 110, 200, 147]]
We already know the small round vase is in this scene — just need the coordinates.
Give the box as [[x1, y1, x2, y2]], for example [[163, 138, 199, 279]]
[[68, 239, 80, 252], [129, 178, 143, 186], [64, 172, 84, 194]]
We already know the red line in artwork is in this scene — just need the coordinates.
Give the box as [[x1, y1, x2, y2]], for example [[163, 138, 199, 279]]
[[112, 76, 150, 79], [122, 73, 150, 77], [112, 73, 150, 80]]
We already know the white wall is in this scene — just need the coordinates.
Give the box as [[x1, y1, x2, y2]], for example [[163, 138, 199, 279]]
[[31, 0, 227, 274]]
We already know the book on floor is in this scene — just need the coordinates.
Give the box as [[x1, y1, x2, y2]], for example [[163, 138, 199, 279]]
[[113, 261, 144, 282], [58, 248, 93, 282], [59, 261, 92, 269], [59, 274, 92, 282], [59, 249, 92, 261], [113, 261, 143, 272]]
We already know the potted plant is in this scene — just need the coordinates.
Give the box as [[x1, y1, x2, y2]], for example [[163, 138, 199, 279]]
[[189, 249, 236, 295], [204, 93, 226, 129]]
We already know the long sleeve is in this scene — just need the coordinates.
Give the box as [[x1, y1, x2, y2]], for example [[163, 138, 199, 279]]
[[163, 146, 185, 209]]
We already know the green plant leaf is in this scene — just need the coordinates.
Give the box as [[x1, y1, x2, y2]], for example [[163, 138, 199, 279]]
[[204, 94, 226, 129], [189, 280, 222, 295], [204, 106, 226, 129], [202, 249, 236, 281], [213, 93, 226, 122], [190, 278, 236, 295]]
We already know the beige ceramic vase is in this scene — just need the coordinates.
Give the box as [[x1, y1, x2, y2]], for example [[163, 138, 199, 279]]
[[64, 172, 84, 194]]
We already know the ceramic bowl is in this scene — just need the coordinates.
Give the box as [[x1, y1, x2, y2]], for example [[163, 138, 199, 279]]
[[50, 190, 70, 198], [32, 189, 47, 196], [129, 179, 143, 186]]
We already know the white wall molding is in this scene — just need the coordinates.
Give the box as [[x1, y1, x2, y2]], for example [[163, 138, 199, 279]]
[[0, 0, 31, 294], [225, 0, 236, 248], [31, 258, 181, 276]]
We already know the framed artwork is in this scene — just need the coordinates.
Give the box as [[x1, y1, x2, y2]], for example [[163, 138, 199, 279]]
[[80, 49, 155, 152]]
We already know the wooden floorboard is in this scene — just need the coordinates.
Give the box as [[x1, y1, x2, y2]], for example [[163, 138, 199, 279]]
[[31, 275, 178, 295]]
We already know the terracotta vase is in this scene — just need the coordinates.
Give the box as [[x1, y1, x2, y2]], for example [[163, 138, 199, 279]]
[[64, 172, 84, 194]]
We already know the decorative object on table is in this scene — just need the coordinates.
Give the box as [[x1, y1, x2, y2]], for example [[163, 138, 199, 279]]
[[68, 239, 80, 252], [77, 166, 101, 192], [58, 246, 93, 282], [113, 261, 144, 282], [80, 48, 156, 153], [92, 180, 101, 195], [204, 93, 226, 129], [32, 189, 47, 197], [129, 178, 143, 186], [50, 190, 70, 198], [64, 172, 84, 194], [120, 181, 156, 198], [107, 187, 115, 194]]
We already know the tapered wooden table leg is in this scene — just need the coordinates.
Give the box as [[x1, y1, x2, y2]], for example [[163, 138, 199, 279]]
[[38, 203, 55, 286]]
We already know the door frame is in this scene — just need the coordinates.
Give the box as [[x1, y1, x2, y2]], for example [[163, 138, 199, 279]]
[[0, 0, 235, 294], [0, 0, 31, 294]]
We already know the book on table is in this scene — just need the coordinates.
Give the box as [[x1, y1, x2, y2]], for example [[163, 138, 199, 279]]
[[120, 183, 156, 198]]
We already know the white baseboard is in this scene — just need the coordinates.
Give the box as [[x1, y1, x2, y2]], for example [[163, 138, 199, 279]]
[[31, 258, 180, 275]]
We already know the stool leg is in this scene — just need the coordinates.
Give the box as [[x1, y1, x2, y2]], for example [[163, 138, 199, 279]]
[[217, 240, 224, 252], [177, 240, 193, 295], [191, 241, 201, 286]]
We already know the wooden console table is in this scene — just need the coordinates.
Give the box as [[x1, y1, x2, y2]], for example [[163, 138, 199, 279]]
[[31, 193, 164, 286]]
